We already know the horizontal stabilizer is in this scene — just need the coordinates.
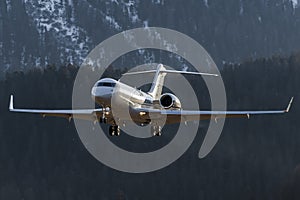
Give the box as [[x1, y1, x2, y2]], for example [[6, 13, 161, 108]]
[[123, 69, 218, 77]]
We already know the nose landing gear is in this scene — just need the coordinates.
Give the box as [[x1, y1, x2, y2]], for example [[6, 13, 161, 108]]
[[99, 106, 110, 123]]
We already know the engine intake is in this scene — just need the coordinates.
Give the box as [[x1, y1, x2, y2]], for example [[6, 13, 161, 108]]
[[159, 93, 181, 109]]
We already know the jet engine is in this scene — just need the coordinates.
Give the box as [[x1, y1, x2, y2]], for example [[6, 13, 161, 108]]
[[159, 93, 181, 109]]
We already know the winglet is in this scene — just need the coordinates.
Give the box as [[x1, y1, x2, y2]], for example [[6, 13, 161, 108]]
[[9, 95, 14, 111], [285, 97, 294, 112]]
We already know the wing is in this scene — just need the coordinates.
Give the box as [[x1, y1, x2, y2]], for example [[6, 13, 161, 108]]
[[135, 97, 294, 124], [8, 95, 105, 122]]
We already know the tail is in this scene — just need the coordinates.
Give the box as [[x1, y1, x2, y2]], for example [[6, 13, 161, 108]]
[[123, 63, 219, 100], [148, 64, 167, 99]]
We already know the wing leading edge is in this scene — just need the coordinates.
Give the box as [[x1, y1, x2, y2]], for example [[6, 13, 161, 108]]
[[9, 95, 294, 124], [135, 97, 294, 124], [9, 95, 104, 121]]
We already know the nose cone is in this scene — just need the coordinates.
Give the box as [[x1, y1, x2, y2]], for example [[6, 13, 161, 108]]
[[91, 86, 98, 97], [91, 78, 117, 106], [91, 85, 114, 97]]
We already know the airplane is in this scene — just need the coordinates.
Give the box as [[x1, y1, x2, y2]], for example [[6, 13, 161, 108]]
[[9, 64, 294, 136]]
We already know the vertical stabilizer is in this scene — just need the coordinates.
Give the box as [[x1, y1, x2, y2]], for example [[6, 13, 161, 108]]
[[148, 64, 167, 99]]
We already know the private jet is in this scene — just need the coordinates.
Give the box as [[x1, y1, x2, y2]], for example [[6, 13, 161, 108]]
[[9, 64, 294, 136]]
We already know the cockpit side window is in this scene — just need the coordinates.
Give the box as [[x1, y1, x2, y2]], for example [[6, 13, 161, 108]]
[[97, 82, 116, 87]]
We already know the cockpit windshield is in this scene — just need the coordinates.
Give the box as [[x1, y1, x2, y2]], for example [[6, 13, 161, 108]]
[[97, 82, 116, 87]]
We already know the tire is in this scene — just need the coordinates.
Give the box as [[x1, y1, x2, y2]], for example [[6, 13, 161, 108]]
[[115, 126, 120, 136], [109, 126, 115, 136], [103, 118, 107, 124]]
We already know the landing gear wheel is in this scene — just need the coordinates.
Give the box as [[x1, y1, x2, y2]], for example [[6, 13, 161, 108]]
[[109, 125, 120, 136], [151, 126, 157, 136], [100, 106, 109, 123], [156, 131, 161, 136], [109, 126, 115, 136], [115, 126, 120, 136], [156, 126, 162, 136], [103, 117, 107, 124], [100, 117, 108, 124], [151, 126, 162, 136]]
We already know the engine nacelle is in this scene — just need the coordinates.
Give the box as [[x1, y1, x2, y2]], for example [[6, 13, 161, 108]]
[[159, 93, 182, 109]]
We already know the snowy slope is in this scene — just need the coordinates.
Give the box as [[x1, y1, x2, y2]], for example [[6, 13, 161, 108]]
[[1, 0, 300, 73], [0, 0, 147, 72], [23, 0, 91, 64]]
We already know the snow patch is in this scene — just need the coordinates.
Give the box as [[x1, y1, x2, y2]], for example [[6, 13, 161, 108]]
[[6, 0, 12, 12], [68, 0, 73, 6], [239, 0, 244, 15], [131, 14, 139, 23], [101, 0, 142, 30], [23, 0, 92, 65], [182, 64, 188, 72], [143, 20, 149, 28], [138, 49, 145, 55], [258, 16, 262, 22], [0, 42, 3, 57], [124, 0, 140, 23], [152, 0, 164, 5], [111, 0, 119, 5], [105, 16, 122, 30], [291, 0, 298, 7], [20, 46, 26, 69]]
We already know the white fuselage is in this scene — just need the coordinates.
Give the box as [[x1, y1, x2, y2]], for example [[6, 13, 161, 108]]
[[91, 78, 153, 109]]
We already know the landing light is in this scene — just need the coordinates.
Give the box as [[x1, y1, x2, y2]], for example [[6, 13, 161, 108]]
[[139, 111, 146, 116]]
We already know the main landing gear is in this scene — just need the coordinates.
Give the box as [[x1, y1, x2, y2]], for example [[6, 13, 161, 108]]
[[151, 126, 162, 136], [109, 125, 120, 136], [97, 107, 120, 136], [99, 117, 107, 123]]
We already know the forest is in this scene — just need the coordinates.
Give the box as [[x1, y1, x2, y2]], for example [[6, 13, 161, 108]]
[[0, 53, 300, 200]]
